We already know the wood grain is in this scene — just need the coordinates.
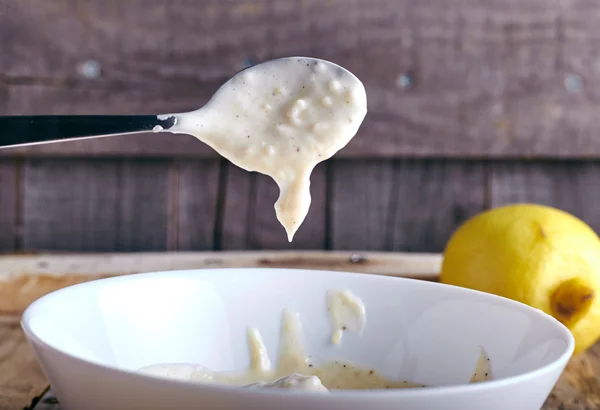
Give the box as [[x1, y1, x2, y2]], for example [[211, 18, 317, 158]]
[[22, 159, 171, 252], [543, 345, 600, 409], [0, 251, 442, 318], [22, 159, 120, 251], [220, 162, 327, 250], [0, 160, 18, 253], [0, 325, 46, 410], [331, 160, 487, 252], [490, 161, 600, 233], [390, 160, 488, 252], [331, 160, 395, 251], [2, 0, 600, 157], [13, 159, 600, 253], [175, 159, 221, 250], [114, 159, 171, 251]]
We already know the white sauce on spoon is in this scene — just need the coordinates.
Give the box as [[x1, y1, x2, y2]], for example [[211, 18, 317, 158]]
[[159, 57, 367, 241]]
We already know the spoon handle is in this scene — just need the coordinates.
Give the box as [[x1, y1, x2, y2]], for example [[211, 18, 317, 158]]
[[0, 115, 176, 148]]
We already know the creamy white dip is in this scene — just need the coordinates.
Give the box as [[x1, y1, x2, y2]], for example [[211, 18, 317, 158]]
[[138, 289, 492, 391], [159, 57, 367, 241], [327, 289, 366, 345]]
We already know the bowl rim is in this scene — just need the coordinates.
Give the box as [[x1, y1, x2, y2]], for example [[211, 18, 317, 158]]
[[21, 267, 575, 399]]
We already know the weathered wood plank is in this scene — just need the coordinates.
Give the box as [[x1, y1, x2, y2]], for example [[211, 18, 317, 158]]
[[543, 346, 600, 410], [220, 162, 327, 250], [0, 251, 442, 317], [0, 160, 17, 253], [22, 159, 120, 251], [331, 160, 487, 252], [2, 0, 600, 158], [219, 164, 252, 250], [331, 160, 395, 251], [390, 160, 488, 252], [176, 160, 221, 250], [116, 160, 171, 251], [22, 159, 171, 252], [490, 161, 600, 233], [0, 325, 47, 410]]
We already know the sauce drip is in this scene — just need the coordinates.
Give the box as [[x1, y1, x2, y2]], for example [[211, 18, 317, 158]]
[[160, 58, 367, 241], [139, 289, 492, 391], [327, 289, 366, 344], [139, 306, 422, 391]]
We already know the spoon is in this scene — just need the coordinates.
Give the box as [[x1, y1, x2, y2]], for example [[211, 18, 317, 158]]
[[1, 57, 368, 242], [0, 115, 177, 148], [0, 59, 258, 148], [0, 57, 361, 149]]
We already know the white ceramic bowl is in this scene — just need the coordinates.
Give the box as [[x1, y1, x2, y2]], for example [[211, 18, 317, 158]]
[[22, 268, 573, 410]]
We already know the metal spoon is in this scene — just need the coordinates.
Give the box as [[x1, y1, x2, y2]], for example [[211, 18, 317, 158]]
[[0, 115, 178, 148], [0, 57, 356, 149]]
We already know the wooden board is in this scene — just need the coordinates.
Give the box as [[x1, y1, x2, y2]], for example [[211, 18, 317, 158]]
[[0, 158, 598, 253], [2, 0, 600, 158], [490, 161, 600, 233], [0, 325, 47, 410], [331, 160, 487, 252], [0, 251, 442, 319], [0, 251, 594, 410], [175, 159, 222, 251], [22, 159, 172, 252], [0, 160, 18, 252]]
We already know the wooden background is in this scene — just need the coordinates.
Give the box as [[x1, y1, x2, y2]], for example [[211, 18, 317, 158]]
[[2, 0, 600, 253]]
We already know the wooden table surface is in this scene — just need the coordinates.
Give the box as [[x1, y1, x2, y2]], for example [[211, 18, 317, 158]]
[[0, 251, 598, 410]]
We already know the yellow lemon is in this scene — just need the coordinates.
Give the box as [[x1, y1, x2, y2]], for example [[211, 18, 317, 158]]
[[440, 203, 600, 354]]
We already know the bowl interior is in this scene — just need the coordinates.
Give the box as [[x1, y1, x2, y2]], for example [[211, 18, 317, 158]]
[[22, 269, 573, 388]]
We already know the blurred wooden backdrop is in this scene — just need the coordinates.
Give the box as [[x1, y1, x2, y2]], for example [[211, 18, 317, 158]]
[[1, 0, 600, 253]]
